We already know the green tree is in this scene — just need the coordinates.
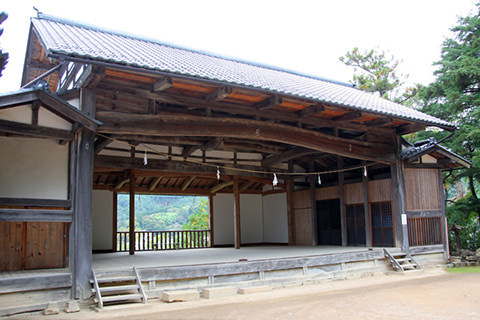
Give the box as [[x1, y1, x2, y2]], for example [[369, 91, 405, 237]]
[[182, 198, 209, 230], [416, 3, 480, 232], [339, 47, 404, 99], [0, 12, 8, 77]]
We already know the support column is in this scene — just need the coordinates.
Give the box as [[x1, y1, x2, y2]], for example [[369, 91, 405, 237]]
[[233, 175, 241, 249], [72, 88, 95, 299], [309, 159, 318, 246], [209, 194, 214, 247], [129, 169, 136, 255], [363, 162, 372, 247], [438, 169, 449, 259], [391, 136, 409, 250], [112, 191, 117, 252], [338, 156, 347, 246], [286, 160, 295, 245]]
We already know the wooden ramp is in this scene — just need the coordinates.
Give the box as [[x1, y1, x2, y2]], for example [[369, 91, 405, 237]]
[[384, 248, 422, 272], [91, 267, 147, 308]]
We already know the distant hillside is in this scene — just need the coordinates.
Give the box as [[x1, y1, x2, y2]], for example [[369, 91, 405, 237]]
[[117, 194, 208, 231]]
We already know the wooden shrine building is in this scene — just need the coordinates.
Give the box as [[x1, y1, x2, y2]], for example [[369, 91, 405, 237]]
[[0, 13, 471, 312]]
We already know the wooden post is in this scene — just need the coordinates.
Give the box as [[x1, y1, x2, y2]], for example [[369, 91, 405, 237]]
[[338, 157, 347, 246], [233, 175, 241, 249], [129, 169, 135, 255], [112, 192, 117, 252], [438, 168, 449, 259], [391, 136, 408, 250], [309, 159, 318, 246], [363, 162, 372, 247], [287, 160, 295, 246], [72, 88, 95, 299], [209, 194, 214, 247]]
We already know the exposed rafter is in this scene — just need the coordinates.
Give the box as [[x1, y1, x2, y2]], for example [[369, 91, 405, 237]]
[[204, 87, 232, 102], [297, 105, 325, 117], [181, 176, 197, 191], [152, 76, 173, 92], [211, 180, 234, 194], [254, 95, 282, 110], [148, 176, 163, 191], [333, 111, 362, 122]]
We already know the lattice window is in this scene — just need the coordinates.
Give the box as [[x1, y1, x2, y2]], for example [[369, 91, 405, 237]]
[[371, 202, 394, 247], [408, 216, 443, 246]]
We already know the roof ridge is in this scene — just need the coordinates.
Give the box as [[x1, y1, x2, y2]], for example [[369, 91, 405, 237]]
[[35, 13, 354, 89]]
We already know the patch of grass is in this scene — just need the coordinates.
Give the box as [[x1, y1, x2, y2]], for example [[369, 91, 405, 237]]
[[447, 266, 480, 273]]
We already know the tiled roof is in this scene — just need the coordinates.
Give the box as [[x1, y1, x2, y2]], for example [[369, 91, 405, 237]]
[[31, 15, 455, 130]]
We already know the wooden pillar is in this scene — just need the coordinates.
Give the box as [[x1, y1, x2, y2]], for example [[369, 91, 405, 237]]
[[287, 160, 295, 245], [438, 169, 449, 259], [72, 88, 95, 299], [129, 169, 135, 255], [391, 136, 408, 249], [309, 159, 318, 246], [233, 175, 241, 249], [209, 194, 214, 247], [112, 191, 117, 252], [338, 156, 347, 246], [363, 162, 372, 247]]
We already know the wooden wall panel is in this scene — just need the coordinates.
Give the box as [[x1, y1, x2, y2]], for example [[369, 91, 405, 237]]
[[405, 168, 441, 211], [368, 179, 393, 202], [293, 190, 310, 209], [0, 221, 24, 271], [315, 186, 340, 201], [25, 222, 66, 269], [294, 208, 312, 246], [344, 182, 364, 205]]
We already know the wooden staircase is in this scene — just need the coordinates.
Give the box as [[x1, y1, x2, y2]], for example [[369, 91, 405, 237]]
[[384, 249, 422, 272], [91, 267, 147, 308]]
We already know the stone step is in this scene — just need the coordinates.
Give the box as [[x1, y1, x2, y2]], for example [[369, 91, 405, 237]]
[[238, 285, 272, 294], [201, 287, 237, 299], [162, 289, 200, 303]]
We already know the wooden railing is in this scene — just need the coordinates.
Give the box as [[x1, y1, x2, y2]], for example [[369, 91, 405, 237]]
[[116, 230, 211, 252]]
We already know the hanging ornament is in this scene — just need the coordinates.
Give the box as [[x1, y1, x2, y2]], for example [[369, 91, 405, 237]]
[[273, 173, 278, 187], [364, 166, 367, 177], [216, 166, 221, 181], [318, 174, 322, 185], [144, 149, 148, 166]]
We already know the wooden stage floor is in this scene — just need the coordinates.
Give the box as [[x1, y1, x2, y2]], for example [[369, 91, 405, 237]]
[[92, 245, 374, 271]]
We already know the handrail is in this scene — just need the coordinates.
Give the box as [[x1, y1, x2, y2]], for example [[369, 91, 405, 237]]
[[116, 230, 211, 252]]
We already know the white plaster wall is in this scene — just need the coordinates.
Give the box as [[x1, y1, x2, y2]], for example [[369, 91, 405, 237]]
[[0, 137, 69, 199], [212, 193, 234, 245], [92, 190, 114, 251], [262, 193, 288, 243], [240, 194, 263, 244]]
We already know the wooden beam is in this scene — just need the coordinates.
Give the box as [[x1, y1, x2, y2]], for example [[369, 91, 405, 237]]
[[149, 176, 163, 191], [211, 180, 234, 194], [204, 87, 232, 102], [233, 175, 241, 249], [94, 135, 112, 154], [254, 95, 282, 110], [0, 208, 72, 222], [297, 105, 325, 117], [0, 198, 71, 208], [96, 112, 394, 162], [152, 76, 173, 92], [239, 180, 256, 192], [0, 118, 74, 140], [181, 176, 196, 191], [364, 117, 393, 127], [262, 147, 320, 167], [201, 137, 224, 151], [182, 145, 200, 158], [332, 111, 362, 122], [114, 178, 129, 190]]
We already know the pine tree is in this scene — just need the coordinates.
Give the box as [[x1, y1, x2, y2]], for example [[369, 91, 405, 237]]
[[0, 12, 8, 78]]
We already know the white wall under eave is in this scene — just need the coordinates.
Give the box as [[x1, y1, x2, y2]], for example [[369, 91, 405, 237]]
[[212, 193, 234, 245], [92, 190, 114, 251], [262, 193, 288, 243], [0, 136, 69, 199]]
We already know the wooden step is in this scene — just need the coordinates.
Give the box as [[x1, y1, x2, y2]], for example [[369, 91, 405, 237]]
[[396, 258, 412, 263], [100, 285, 139, 293], [99, 293, 143, 303], [96, 276, 136, 283]]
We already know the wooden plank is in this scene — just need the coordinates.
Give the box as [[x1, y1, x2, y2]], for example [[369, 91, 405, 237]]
[[24, 222, 66, 269], [0, 198, 71, 208], [344, 182, 363, 205], [0, 209, 72, 222], [404, 168, 441, 211], [0, 221, 24, 271], [0, 118, 74, 140], [332, 111, 362, 121], [0, 90, 38, 109], [368, 179, 393, 202], [233, 176, 241, 249], [314, 186, 340, 201]]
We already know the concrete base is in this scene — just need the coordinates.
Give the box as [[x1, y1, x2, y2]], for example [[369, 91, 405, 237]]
[[162, 289, 200, 303], [238, 286, 272, 294], [201, 287, 237, 299]]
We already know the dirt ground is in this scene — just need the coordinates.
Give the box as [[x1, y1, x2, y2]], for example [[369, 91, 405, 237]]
[[12, 270, 480, 320]]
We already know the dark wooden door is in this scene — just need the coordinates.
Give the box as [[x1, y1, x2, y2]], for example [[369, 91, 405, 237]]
[[346, 204, 366, 246], [0, 221, 67, 271], [371, 202, 394, 247], [317, 199, 341, 245]]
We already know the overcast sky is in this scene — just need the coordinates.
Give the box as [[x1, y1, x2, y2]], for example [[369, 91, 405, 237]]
[[0, 0, 476, 93]]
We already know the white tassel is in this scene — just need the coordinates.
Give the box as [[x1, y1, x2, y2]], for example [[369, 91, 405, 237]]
[[216, 166, 220, 181], [144, 150, 148, 166], [318, 174, 322, 185], [273, 173, 278, 187], [364, 166, 367, 177]]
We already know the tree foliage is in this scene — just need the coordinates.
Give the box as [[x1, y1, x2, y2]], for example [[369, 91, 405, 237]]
[[339, 47, 404, 99], [182, 198, 210, 230], [0, 12, 8, 78], [413, 3, 480, 250]]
